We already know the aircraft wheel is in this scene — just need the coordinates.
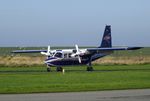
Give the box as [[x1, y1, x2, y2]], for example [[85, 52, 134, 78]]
[[56, 67, 63, 72], [47, 67, 51, 72], [87, 66, 93, 71]]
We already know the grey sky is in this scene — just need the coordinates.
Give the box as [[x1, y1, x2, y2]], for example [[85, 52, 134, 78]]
[[0, 0, 150, 47]]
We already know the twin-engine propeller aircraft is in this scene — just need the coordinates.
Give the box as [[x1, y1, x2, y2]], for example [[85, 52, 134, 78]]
[[12, 25, 142, 72]]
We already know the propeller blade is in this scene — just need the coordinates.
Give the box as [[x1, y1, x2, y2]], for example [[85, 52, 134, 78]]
[[48, 46, 50, 53], [75, 44, 81, 63], [75, 44, 79, 53], [40, 51, 46, 55], [40, 45, 52, 56], [78, 56, 81, 63]]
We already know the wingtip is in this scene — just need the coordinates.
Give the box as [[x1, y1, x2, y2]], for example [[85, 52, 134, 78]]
[[127, 47, 143, 50]]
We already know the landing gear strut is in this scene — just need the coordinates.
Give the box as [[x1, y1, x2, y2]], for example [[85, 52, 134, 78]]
[[56, 67, 63, 72]]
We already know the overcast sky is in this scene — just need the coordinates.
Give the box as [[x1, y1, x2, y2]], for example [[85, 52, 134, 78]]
[[0, 0, 150, 47]]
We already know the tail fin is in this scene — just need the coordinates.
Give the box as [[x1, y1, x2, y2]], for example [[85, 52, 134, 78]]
[[99, 25, 112, 48]]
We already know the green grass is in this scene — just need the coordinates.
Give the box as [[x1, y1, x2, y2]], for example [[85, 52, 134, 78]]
[[0, 64, 150, 94]]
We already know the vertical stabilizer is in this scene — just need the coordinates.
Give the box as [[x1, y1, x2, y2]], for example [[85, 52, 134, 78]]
[[100, 25, 112, 48]]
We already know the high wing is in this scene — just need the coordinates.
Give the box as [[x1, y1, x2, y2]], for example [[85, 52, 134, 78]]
[[86, 47, 143, 52], [12, 50, 47, 53], [12, 47, 143, 53]]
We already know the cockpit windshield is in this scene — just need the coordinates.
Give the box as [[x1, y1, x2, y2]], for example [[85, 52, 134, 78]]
[[54, 52, 63, 58]]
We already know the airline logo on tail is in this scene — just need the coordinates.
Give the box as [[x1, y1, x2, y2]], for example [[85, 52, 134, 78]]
[[103, 35, 111, 41]]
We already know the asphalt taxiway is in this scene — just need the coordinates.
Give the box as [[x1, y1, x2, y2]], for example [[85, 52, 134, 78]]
[[0, 89, 150, 101]]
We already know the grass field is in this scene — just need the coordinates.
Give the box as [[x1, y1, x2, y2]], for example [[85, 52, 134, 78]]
[[0, 47, 150, 94], [0, 64, 150, 94]]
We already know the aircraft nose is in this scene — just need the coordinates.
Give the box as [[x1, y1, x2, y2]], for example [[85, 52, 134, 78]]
[[44, 57, 58, 66]]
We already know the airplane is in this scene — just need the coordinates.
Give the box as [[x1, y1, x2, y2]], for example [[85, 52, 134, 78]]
[[12, 25, 142, 72]]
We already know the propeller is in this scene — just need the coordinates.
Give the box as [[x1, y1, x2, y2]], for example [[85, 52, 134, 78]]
[[75, 44, 82, 63], [41, 46, 52, 56]]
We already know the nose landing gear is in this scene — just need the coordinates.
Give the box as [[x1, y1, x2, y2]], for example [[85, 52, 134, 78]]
[[47, 65, 63, 72], [47, 65, 51, 72], [56, 67, 63, 72]]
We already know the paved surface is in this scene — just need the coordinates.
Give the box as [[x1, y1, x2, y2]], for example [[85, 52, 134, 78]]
[[0, 89, 150, 101]]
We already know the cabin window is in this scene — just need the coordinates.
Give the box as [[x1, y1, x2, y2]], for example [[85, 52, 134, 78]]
[[64, 53, 72, 58], [68, 53, 72, 58], [64, 53, 68, 58]]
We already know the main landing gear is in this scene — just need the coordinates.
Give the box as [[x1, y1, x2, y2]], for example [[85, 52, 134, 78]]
[[87, 66, 93, 71], [86, 58, 94, 71]]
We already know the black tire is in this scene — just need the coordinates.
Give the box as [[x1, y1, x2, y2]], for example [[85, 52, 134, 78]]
[[47, 68, 51, 72], [56, 67, 63, 72], [87, 66, 93, 71]]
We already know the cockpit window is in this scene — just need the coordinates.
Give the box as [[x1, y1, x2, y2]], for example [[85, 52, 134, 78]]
[[54, 52, 63, 58]]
